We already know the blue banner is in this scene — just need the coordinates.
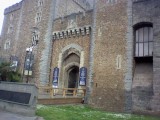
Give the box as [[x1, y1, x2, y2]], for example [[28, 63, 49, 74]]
[[79, 67, 87, 86], [53, 67, 59, 86]]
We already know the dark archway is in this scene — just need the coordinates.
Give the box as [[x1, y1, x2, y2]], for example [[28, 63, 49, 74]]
[[68, 66, 79, 88]]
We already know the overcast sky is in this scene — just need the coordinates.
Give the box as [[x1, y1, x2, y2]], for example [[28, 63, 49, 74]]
[[0, 0, 22, 35]]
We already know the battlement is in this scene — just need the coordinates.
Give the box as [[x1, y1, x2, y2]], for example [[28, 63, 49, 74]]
[[4, 1, 23, 15], [73, 0, 92, 10]]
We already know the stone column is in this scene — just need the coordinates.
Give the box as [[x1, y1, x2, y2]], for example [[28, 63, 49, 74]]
[[124, 0, 133, 113]]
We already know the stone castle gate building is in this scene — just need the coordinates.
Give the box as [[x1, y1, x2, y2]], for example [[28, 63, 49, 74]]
[[0, 0, 160, 115]]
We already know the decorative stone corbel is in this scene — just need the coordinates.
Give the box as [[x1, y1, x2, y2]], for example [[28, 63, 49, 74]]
[[53, 33, 56, 40], [64, 31, 67, 38], [72, 29, 76, 36], [86, 26, 90, 35], [56, 32, 60, 39], [68, 30, 71, 37], [52, 25, 91, 39], [60, 32, 64, 39], [76, 28, 80, 36], [81, 27, 85, 36]]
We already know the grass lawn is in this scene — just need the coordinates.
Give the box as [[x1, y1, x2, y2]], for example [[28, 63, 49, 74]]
[[36, 105, 160, 120]]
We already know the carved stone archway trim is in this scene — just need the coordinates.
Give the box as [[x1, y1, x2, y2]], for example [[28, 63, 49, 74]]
[[57, 44, 84, 88], [63, 62, 80, 88]]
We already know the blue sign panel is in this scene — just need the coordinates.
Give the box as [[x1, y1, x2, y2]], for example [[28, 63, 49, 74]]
[[79, 67, 87, 86], [53, 67, 59, 86]]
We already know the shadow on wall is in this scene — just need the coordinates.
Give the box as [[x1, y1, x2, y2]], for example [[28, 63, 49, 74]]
[[132, 58, 153, 112]]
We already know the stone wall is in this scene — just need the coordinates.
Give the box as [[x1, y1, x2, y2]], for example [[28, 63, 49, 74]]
[[1, 0, 51, 83], [89, 0, 128, 112], [0, 0, 160, 115], [0, 1, 22, 61], [0, 0, 92, 85], [51, 11, 92, 88], [132, 0, 160, 115], [55, 0, 92, 18]]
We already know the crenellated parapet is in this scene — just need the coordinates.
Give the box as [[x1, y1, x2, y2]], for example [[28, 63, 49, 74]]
[[53, 25, 91, 40], [4, 1, 23, 15]]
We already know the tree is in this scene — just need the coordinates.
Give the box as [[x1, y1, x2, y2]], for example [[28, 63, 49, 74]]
[[0, 62, 21, 82]]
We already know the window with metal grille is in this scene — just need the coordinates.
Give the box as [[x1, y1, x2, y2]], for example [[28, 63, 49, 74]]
[[4, 41, 10, 50], [135, 25, 153, 57]]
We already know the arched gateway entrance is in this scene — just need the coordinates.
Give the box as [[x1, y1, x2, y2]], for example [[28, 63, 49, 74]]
[[67, 66, 79, 88], [62, 49, 80, 89]]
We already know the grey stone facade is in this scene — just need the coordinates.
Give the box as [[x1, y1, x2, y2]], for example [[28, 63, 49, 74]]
[[124, 0, 133, 113], [132, 0, 160, 114], [0, 0, 160, 115]]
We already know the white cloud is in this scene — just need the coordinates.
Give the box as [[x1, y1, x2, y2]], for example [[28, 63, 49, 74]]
[[0, 0, 22, 35]]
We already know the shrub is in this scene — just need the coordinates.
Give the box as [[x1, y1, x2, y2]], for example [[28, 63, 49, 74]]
[[0, 62, 21, 82]]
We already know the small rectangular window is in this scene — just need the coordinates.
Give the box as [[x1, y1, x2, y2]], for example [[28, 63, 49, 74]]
[[8, 26, 13, 34], [35, 12, 42, 23], [38, 0, 44, 6], [4, 41, 10, 50], [116, 55, 122, 69]]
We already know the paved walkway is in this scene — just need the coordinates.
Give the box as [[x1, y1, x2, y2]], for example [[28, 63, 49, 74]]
[[0, 110, 44, 120]]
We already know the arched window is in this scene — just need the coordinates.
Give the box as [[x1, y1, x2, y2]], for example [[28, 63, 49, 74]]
[[134, 23, 153, 57], [38, 0, 44, 7], [35, 12, 42, 23]]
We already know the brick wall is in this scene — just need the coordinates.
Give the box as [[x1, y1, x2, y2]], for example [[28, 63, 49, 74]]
[[0, 0, 160, 115], [0, 0, 92, 85], [0, 2, 22, 61], [51, 11, 92, 88], [89, 0, 128, 112], [55, 0, 92, 18]]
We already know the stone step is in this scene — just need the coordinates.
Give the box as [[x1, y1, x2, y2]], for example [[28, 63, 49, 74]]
[[38, 97, 83, 105]]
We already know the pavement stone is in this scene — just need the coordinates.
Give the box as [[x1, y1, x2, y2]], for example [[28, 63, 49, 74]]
[[0, 110, 43, 120]]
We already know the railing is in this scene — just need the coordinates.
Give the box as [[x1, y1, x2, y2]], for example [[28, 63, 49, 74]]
[[38, 86, 86, 98]]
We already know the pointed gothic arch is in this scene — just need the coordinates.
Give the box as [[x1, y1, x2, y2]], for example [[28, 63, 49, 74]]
[[57, 44, 84, 89]]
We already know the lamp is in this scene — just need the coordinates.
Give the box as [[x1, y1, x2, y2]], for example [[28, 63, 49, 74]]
[[23, 27, 38, 83], [24, 47, 33, 83]]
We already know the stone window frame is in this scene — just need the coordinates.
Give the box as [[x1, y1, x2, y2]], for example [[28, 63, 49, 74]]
[[35, 11, 42, 23], [32, 32, 39, 46], [134, 22, 153, 57], [10, 13, 14, 21], [37, 0, 44, 7], [116, 55, 122, 70], [4, 40, 10, 50], [7, 25, 13, 34]]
